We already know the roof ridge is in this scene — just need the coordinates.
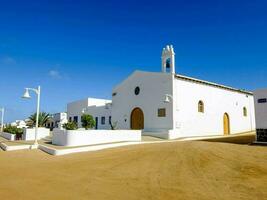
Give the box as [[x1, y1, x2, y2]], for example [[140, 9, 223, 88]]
[[175, 74, 253, 95]]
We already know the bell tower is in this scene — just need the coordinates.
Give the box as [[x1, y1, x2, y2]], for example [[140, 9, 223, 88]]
[[161, 45, 175, 74]]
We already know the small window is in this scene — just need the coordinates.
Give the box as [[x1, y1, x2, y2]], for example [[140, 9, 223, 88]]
[[112, 92, 117, 97], [69, 117, 72, 122], [134, 87, 140, 95], [158, 108, 166, 117], [258, 98, 267, 103], [109, 116, 112, 124], [73, 116, 78, 123], [101, 117, 105, 125], [243, 107, 247, 117], [198, 101, 204, 113]]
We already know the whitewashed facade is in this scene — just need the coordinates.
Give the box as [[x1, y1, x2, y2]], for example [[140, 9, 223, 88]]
[[46, 112, 68, 130], [172, 75, 255, 138], [67, 98, 112, 129], [10, 120, 27, 128], [67, 45, 256, 139], [254, 89, 267, 142]]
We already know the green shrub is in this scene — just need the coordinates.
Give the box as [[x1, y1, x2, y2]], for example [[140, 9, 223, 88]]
[[81, 114, 95, 130], [4, 124, 23, 135], [63, 121, 78, 130]]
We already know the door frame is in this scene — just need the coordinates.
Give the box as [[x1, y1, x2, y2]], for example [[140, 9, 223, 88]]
[[223, 113, 230, 135], [130, 107, 144, 130]]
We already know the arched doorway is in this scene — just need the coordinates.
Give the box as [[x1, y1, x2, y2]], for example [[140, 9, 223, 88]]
[[223, 113, 230, 135], [131, 107, 144, 130]]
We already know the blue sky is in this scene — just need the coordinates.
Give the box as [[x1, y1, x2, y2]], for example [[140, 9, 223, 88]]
[[0, 0, 267, 122]]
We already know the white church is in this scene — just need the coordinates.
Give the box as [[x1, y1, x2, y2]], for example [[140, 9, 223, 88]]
[[67, 45, 255, 139]]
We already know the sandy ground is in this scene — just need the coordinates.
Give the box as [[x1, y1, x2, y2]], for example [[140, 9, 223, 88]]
[[0, 134, 266, 200]]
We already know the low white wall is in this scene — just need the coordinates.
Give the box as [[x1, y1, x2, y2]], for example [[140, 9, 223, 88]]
[[52, 129, 141, 146], [0, 132, 16, 141], [22, 128, 50, 141], [142, 129, 182, 139]]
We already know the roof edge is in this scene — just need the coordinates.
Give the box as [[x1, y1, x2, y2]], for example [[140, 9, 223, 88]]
[[175, 74, 253, 95]]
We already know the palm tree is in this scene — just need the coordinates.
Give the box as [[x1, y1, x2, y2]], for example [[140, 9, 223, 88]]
[[27, 112, 51, 127]]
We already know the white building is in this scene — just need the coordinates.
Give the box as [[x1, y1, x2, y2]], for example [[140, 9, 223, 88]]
[[67, 45, 255, 139], [46, 112, 68, 130], [67, 98, 112, 129], [10, 120, 27, 129], [254, 89, 267, 142]]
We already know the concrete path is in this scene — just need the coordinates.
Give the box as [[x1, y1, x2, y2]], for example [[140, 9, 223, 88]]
[[141, 135, 165, 141], [0, 131, 256, 155]]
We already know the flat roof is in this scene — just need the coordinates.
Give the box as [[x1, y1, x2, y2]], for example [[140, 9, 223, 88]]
[[175, 74, 253, 95]]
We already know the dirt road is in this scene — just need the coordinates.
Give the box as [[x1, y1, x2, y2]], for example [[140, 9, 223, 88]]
[[0, 136, 266, 200]]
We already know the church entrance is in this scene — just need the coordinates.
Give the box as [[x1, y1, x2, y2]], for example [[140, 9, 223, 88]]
[[131, 107, 144, 130], [223, 113, 230, 135]]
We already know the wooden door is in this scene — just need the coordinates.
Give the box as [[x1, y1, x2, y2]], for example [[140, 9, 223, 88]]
[[131, 108, 144, 130], [95, 117, 98, 130], [223, 113, 230, 135]]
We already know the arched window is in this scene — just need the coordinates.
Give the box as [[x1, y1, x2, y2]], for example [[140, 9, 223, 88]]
[[166, 58, 171, 69], [165, 58, 171, 73], [198, 101, 204, 113], [243, 107, 247, 117]]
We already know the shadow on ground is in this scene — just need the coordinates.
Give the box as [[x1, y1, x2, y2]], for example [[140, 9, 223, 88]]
[[201, 133, 255, 144]]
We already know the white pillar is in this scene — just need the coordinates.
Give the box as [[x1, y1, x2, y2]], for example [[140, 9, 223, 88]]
[[1, 108, 4, 132], [170, 45, 175, 74], [34, 86, 41, 145]]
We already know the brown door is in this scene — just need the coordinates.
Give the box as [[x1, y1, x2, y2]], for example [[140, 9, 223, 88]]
[[131, 108, 144, 130], [223, 113, 230, 135]]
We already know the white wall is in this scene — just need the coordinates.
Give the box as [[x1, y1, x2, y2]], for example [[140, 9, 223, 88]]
[[0, 132, 16, 141], [52, 129, 141, 146], [173, 77, 255, 137], [112, 71, 173, 131], [83, 105, 112, 129], [65, 70, 255, 140], [67, 98, 112, 129], [11, 120, 27, 129], [67, 98, 88, 124], [22, 128, 50, 141], [254, 89, 267, 129]]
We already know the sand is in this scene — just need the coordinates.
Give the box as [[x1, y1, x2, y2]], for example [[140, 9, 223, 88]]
[[0, 134, 266, 200]]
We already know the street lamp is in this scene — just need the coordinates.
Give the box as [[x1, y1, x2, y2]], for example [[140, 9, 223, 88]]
[[0, 107, 4, 132], [22, 86, 41, 146], [164, 94, 173, 103], [81, 107, 87, 114]]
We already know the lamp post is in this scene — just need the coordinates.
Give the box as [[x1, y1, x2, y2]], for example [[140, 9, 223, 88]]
[[0, 107, 4, 132], [81, 107, 87, 114], [163, 94, 173, 103], [22, 86, 41, 146]]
